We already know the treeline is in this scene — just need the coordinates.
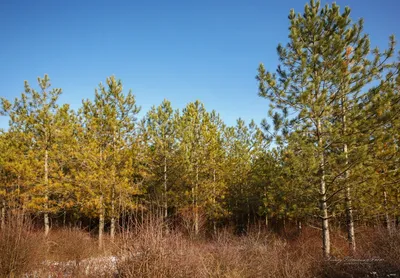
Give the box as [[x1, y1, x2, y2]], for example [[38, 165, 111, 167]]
[[0, 76, 269, 242], [0, 0, 399, 258]]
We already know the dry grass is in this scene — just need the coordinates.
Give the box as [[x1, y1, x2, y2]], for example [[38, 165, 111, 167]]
[[116, 220, 318, 278], [314, 226, 400, 277], [117, 217, 199, 277], [356, 227, 400, 274], [1, 214, 400, 277], [44, 228, 102, 277], [116, 223, 400, 278], [47, 228, 96, 262], [0, 213, 44, 277]]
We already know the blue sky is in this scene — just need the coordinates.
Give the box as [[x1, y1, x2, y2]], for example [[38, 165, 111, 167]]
[[0, 0, 399, 129]]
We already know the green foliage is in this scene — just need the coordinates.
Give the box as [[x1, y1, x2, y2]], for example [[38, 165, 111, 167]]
[[257, 0, 397, 256], [77, 76, 141, 219]]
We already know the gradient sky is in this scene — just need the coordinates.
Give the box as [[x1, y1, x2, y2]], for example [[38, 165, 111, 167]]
[[0, 0, 399, 129]]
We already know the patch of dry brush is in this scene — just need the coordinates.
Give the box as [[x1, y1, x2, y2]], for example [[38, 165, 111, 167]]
[[116, 221, 318, 278], [1, 214, 400, 277], [0, 213, 44, 277]]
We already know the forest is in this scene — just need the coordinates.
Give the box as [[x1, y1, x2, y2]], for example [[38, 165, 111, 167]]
[[0, 0, 399, 277]]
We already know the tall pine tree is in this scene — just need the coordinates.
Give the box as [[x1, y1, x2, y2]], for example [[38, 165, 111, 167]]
[[257, 0, 395, 256]]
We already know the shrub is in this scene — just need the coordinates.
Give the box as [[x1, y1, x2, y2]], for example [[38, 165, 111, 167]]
[[0, 213, 44, 277], [45, 227, 100, 276], [116, 221, 318, 278]]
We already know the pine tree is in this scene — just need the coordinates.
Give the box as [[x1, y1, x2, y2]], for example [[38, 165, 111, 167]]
[[78, 76, 140, 246], [360, 60, 400, 231], [225, 119, 265, 232], [203, 111, 228, 233], [50, 104, 80, 226], [176, 101, 226, 235], [144, 100, 178, 222], [176, 101, 206, 235], [1, 75, 64, 235], [257, 0, 395, 256]]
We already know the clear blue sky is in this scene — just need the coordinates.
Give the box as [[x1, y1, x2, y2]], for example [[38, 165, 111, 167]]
[[0, 0, 399, 129]]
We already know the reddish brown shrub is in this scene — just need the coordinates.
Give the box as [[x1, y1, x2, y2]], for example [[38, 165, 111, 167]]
[[0, 213, 44, 277]]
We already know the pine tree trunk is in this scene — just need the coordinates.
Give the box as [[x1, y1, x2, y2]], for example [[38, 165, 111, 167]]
[[318, 119, 330, 258], [140, 200, 144, 225], [110, 189, 115, 240], [99, 194, 105, 248], [110, 133, 116, 240], [44, 149, 50, 236], [213, 168, 217, 234], [383, 189, 391, 233], [345, 180, 356, 254], [320, 159, 330, 258], [396, 188, 400, 229], [194, 163, 199, 236], [1, 199, 5, 229], [247, 194, 251, 230], [164, 155, 168, 219], [110, 217, 115, 239], [283, 217, 286, 234], [264, 183, 268, 229], [342, 97, 356, 254]]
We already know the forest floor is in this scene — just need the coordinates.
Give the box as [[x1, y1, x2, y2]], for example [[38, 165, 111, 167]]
[[1, 219, 400, 277]]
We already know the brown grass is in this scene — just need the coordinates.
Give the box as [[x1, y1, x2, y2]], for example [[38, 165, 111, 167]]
[[357, 227, 400, 272], [44, 228, 100, 276], [0, 213, 44, 277], [116, 220, 319, 278], [1, 215, 400, 277]]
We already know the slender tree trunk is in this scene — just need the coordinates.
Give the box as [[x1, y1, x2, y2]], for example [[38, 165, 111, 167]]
[[191, 187, 195, 234], [141, 200, 144, 225], [320, 158, 330, 258], [119, 190, 125, 233], [297, 220, 302, 233], [345, 167, 356, 255], [383, 189, 392, 233], [283, 217, 286, 234], [194, 163, 199, 236], [110, 133, 116, 240], [342, 97, 356, 254], [1, 199, 5, 229], [396, 188, 400, 228], [247, 194, 251, 230], [318, 119, 330, 258], [212, 168, 217, 234], [345, 169, 356, 254], [44, 149, 50, 236], [98, 145, 105, 248], [164, 155, 168, 219], [110, 187, 115, 240], [99, 194, 105, 248]]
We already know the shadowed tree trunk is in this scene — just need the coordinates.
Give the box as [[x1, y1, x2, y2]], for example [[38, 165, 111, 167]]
[[383, 188, 392, 234], [194, 162, 199, 236], [44, 149, 50, 236], [1, 199, 5, 229], [164, 155, 168, 220], [110, 186, 116, 240], [99, 194, 105, 248]]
